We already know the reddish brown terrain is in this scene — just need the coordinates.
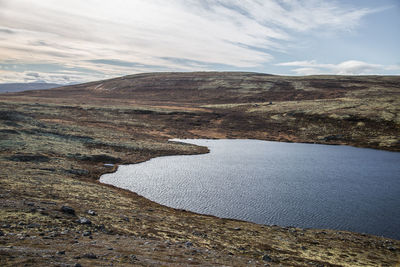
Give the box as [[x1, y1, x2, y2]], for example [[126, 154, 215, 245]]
[[0, 72, 399, 266]]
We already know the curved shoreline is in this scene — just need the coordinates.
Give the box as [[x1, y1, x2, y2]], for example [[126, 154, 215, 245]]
[[98, 138, 400, 240]]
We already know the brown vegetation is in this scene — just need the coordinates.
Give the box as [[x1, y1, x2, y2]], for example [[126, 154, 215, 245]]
[[0, 72, 399, 266]]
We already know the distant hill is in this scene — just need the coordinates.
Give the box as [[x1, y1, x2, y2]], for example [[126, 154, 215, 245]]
[[13, 71, 400, 105], [2, 71, 399, 151], [0, 82, 62, 93]]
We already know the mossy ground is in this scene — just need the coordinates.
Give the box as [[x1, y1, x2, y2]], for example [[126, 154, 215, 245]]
[[1, 73, 400, 266]]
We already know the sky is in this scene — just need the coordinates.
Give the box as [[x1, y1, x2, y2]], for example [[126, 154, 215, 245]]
[[0, 0, 399, 84]]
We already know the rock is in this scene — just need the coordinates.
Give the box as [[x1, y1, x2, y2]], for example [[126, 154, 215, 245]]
[[82, 253, 97, 259], [233, 227, 241, 231], [49, 232, 59, 237], [104, 163, 114, 167], [8, 154, 50, 162], [0, 230, 3, 236], [61, 206, 75, 215], [323, 134, 343, 141], [107, 247, 113, 250], [87, 210, 97, 216], [76, 217, 91, 225], [262, 254, 272, 262], [66, 169, 89, 176], [57, 251, 65, 255], [83, 231, 91, 236], [185, 241, 193, 247], [74, 264, 82, 267], [27, 223, 41, 228]]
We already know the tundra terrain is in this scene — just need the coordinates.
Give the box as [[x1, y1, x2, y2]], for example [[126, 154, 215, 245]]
[[0, 72, 399, 266]]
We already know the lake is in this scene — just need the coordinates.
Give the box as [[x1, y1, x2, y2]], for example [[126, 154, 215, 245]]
[[100, 139, 400, 240]]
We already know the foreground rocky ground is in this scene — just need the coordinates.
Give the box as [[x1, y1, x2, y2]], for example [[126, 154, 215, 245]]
[[1, 72, 399, 266]]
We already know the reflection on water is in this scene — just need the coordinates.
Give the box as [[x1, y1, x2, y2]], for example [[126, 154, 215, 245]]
[[101, 139, 400, 240]]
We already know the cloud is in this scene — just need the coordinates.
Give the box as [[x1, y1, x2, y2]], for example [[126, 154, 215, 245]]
[[0, 0, 383, 82], [276, 60, 399, 75], [26, 72, 40, 78], [0, 28, 15, 34], [0, 68, 95, 84]]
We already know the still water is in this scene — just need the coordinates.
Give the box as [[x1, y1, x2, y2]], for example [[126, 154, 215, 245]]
[[100, 139, 400, 240]]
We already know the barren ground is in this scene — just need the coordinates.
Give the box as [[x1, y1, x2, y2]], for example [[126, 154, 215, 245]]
[[0, 72, 399, 266]]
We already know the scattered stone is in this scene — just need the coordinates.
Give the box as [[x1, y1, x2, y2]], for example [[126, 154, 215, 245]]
[[49, 232, 59, 238], [2, 224, 11, 228], [185, 241, 193, 247], [83, 231, 92, 236], [129, 255, 137, 262], [27, 223, 41, 228], [57, 251, 65, 255], [233, 227, 241, 231], [8, 154, 50, 163], [76, 217, 91, 225], [61, 206, 75, 215], [74, 264, 82, 267], [0, 230, 4, 236], [122, 216, 130, 222], [322, 134, 343, 142], [83, 253, 97, 259], [41, 201, 57, 205], [104, 163, 114, 167], [262, 254, 272, 262], [87, 210, 97, 216], [66, 169, 89, 176], [107, 247, 113, 250]]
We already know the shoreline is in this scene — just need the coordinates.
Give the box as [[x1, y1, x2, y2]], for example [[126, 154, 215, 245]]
[[97, 138, 400, 241]]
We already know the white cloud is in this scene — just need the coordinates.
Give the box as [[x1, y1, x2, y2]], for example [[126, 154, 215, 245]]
[[276, 60, 399, 75], [0, 0, 381, 82]]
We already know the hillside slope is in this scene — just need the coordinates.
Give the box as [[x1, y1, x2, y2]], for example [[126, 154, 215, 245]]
[[7, 72, 400, 151]]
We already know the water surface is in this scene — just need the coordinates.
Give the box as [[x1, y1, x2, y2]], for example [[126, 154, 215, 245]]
[[100, 139, 400, 240]]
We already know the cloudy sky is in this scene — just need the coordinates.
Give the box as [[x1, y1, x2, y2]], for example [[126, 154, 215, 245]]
[[0, 0, 399, 84]]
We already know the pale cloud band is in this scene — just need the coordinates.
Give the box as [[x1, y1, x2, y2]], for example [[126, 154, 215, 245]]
[[0, 0, 393, 83], [276, 60, 400, 75]]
